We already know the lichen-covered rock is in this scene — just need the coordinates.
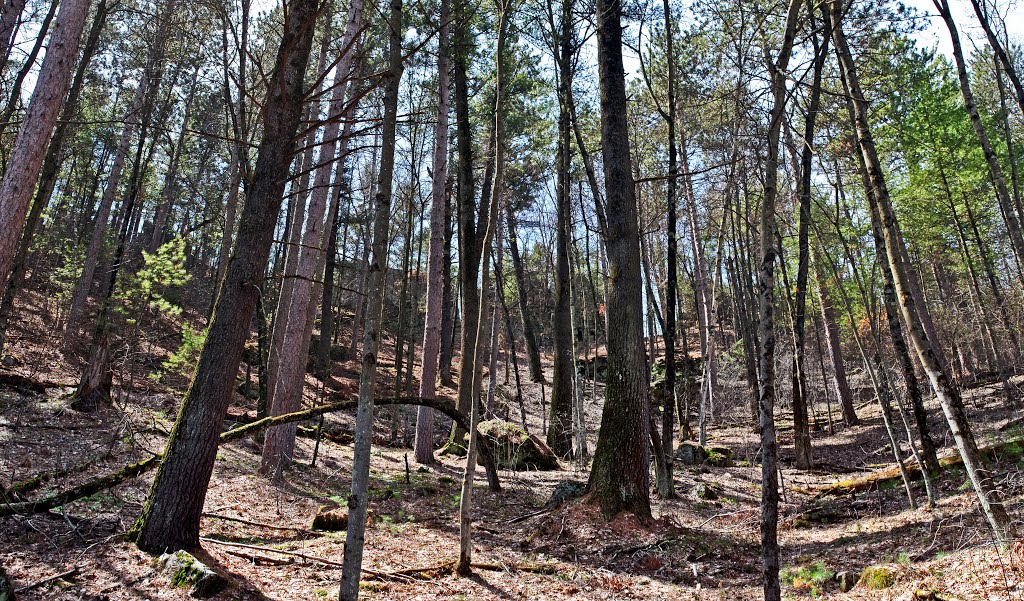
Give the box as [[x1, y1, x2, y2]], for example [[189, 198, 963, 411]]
[[692, 481, 718, 500], [675, 441, 708, 465], [477, 420, 559, 471], [858, 564, 897, 589], [545, 480, 587, 508], [156, 551, 227, 598], [706, 446, 734, 467], [311, 506, 348, 531]]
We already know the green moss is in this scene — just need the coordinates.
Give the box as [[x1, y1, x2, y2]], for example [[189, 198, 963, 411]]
[[782, 561, 833, 596], [169, 552, 197, 588], [858, 565, 897, 589]]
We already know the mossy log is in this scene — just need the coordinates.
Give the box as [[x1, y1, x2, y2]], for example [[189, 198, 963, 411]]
[[0, 396, 499, 517], [813, 436, 1024, 499]]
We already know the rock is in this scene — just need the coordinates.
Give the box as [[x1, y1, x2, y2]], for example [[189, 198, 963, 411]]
[[545, 480, 587, 509], [156, 551, 227, 598], [836, 570, 859, 592], [693, 482, 718, 500], [477, 420, 559, 471], [706, 446, 734, 467], [858, 564, 897, 589], [311, 506, 348, 531], [0, 567, 15, 601], [675, 441, 708, 465], [0, 354, 22, 368]]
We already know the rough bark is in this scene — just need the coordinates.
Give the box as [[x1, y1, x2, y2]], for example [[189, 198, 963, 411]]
[[128, 0, 321, 552], [0, 0, 91, 314], [585, 0, 652, 521], [0, 0, 107, 354], [261, 0, 364, 474], [547, 0, 574, 459]]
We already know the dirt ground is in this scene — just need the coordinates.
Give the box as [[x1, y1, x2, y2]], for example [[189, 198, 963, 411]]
[[2, 290, 1024, 600]]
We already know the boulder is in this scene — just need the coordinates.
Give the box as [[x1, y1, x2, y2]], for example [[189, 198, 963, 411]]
[[545, 480, 587, 509], [477, 420, 559, 470], [675, 441, 708, 465], [858, 564, 897, 590], [156, 551, 227, 598], [692, 482, 718, 500], [836, 570, 859, 592], [706, 446, 734, 467], [310, 506, 348, 531]]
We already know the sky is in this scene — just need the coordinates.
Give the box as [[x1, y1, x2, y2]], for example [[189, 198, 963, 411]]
[[905, 0, 1023, 58]]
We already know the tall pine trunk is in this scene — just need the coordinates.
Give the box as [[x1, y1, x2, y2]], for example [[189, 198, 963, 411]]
[[585, 0, 652, 522], [129, 0, 321, 552]]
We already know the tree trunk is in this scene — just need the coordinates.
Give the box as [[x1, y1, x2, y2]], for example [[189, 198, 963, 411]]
[[128, 0, 321, 552], [413, 18, 450, 448], [757, 2, 801, 598], [830, 0, 1014, 545], [438, 184, 456, 386], [789, 19, 826, 470], [262, 3, 364, 473], [505, 205, 544, 383], [0, 0, 26, 72], [585, 0, 652, 522], [338, 0, 402, 594], [457, 2, 508, 573], [0, 0, 91, 317], [0, 0, 107, 355], [547, 0, 574, 458]]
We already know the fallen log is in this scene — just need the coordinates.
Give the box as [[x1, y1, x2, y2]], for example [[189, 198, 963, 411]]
[[0, 371, 64, 394], [813, 436, 1024, 499], [0, 396, 499, 517]]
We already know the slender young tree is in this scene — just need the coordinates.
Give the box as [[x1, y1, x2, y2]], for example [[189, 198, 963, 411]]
[[757, 1, 801, 598], [338, 0, 403, 594], [457, 0, 510, 573]]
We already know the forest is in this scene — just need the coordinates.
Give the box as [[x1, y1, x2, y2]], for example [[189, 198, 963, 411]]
[[1, 0, 1023, 597]]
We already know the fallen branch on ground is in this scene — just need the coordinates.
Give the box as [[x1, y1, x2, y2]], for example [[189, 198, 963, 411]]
[[0, 396, 499, 517], [813, 435, 1024, 499], [14, 567, 81, 594], [201, 512, 310, 532], [361, 560, 558, 581]]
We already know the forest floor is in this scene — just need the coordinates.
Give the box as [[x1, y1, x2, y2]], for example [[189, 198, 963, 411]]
[[3, 290, 1024, 600]]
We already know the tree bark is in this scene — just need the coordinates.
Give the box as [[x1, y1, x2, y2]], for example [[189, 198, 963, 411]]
[[338, 0, 402, 594], [128, 0, 321, 552], [0, 0, 91, 317], [547, 0, 574, 459], [261, 0, 364, 474], [757, 1, 801, 598], [0, 0, 107, 355], [585, 0, 652, 521]]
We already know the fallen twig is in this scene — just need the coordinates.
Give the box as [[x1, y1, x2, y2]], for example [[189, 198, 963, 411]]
[[14, 566, 81, 593], [201, 512, 309, 532], [199, 537, 348, 569]]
